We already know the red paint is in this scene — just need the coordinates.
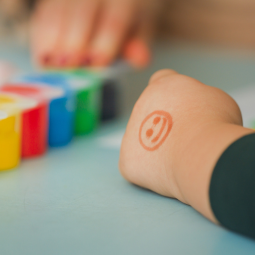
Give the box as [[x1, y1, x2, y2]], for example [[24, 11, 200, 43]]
[[3, 86, 40, 95], [139, 111, 173, 151], [22, 103, 48, 158], [0, 84, 49, 158]]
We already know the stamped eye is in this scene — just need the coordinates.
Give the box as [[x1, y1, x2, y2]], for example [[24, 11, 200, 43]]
[[153, 117, 161, 125], [146, 128, 153, 138]]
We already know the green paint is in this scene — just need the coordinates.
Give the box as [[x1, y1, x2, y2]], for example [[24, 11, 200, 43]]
[[64, 70, 103, 135]]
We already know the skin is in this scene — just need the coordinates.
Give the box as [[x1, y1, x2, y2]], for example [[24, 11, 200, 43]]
[[30, 0, 161, 68], [119, 69, 254, 223]]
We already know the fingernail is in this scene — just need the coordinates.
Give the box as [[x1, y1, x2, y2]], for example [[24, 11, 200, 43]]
[[57, 55, 69, 67], [90, 53, 110, 67], [41, 54, 52, 66], [79, 56, 92, 67]]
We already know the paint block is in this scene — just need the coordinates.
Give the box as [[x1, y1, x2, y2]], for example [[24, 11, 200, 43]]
[[0, 105, 20, 170], [0, 92, 42, 159], [101, 79, 119, 121], [62, 70, 103, 135], [12, 74, 75, 147]]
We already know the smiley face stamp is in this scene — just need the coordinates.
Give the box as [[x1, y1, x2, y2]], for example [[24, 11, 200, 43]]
[[139, 110, 173, 151]]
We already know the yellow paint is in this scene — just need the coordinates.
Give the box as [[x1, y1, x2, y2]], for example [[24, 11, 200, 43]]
[[0, 96, 21, 171], [0, 95, 15, 104]]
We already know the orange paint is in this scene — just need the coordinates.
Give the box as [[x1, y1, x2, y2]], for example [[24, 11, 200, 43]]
[[139, 111, 173, 151], [153, 117, 161, 125], [123, 39, 151, 68]]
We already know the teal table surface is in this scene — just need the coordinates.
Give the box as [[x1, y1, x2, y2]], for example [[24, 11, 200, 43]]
[[1, 42, 255, 255]]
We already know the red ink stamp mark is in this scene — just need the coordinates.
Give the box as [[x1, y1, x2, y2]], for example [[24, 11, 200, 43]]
[[139, 110, 173, 151]]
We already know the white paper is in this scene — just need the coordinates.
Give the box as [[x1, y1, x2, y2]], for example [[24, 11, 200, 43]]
[[98, 130, 125, 149], [230, 85, 255, 128]]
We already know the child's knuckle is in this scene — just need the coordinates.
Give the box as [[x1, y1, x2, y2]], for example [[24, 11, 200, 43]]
[[149, 69, 177, 85]]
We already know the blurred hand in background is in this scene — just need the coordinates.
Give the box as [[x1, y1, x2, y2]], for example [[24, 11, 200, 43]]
[[30, 0, 163, 68], [2, 0, 252, 69]]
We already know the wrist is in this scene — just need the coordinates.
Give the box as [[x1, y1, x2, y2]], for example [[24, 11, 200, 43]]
[[172, 121, 254, 221]]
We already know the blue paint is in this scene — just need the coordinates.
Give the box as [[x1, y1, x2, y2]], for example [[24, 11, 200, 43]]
[[48, 97, 74, 147], [16, 73, 75, 147], [50, 70, 103, 135]]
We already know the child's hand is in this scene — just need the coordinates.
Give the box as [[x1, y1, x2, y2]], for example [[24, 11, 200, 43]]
[[30, 0, 159, 68], [119, 69, 253, 222]]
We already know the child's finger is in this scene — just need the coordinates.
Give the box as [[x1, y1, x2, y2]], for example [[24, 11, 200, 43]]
[[30, 0, 69, 67], [53, 0, 100, 67], [122, 3, 158, 68], [122, 38, 151, 69], [149, 69, 178, 84], [87, 0, 137, 66]]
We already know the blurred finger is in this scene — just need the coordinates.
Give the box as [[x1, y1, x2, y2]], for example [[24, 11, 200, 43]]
[[122, 0, 160, 68], [122, 38, 151, 69], [88, 0, 137, 66], [53, 0, 100, 67], [149, 69, 178, 84], [122, 16, 152, 69], [30, 0, 69, 67]]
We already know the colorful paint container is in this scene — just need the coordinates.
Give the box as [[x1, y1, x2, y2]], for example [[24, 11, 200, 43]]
[[56, 70, 102, 135], [101, 79, 119, 121], [0, 88, 48, 158], [18, 71, 102, 135], [83, 62, 129, 122], [47, 92, 74, 147], [65, 70, 102, 134], [0, 105, 21, 170], [10, 76, 75, 147]]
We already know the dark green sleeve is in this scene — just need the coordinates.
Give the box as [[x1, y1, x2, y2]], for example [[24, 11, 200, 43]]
[[210, 133, 255, 240]]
